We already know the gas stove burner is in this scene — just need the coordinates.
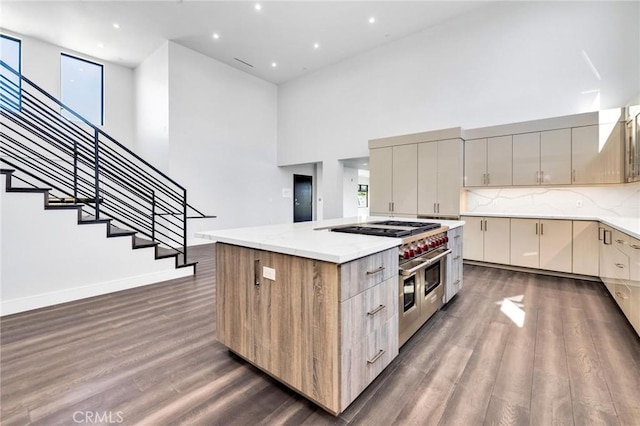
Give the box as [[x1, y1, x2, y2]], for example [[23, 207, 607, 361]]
[[330, 226, 413, 238], [371, 220, 442, 232]]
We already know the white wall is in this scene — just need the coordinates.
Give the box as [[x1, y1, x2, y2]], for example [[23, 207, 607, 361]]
[[342, 166, 359, 217], [277, 1, 640, 218], [134, 42, 170, 172], [164, 42, 314, 239], [2, 30, 136, 148]]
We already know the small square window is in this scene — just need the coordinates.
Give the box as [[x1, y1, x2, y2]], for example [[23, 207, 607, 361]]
[[61, 53, 104, 126]]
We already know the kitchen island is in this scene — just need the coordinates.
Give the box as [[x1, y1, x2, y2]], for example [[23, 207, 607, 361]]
[[196, 217, 464, 414]]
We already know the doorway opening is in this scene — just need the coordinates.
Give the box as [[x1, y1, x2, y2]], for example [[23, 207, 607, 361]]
[[293, 174, 313, 222]]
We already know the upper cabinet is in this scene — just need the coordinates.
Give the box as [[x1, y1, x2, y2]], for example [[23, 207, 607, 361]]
[[464, 136, 512, 187], [571, 122, 624, 184], [512, 129, 571, 186], [369, 128, 463, 218], [418, 139, 462, 217], [369, 145, 417, 216], [463, 108, 626, 188]]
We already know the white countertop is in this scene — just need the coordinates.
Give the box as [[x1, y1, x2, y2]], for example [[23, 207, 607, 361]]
[[196, 216, 464, 264], [460, 212, 640, 240]]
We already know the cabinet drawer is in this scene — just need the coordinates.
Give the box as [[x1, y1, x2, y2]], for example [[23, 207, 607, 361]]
[[613, 283, 631, 315], [341, 277, 397, 349], [611, 247, 630, 281], [340, 314, 398, 410], [340, 248, 398, 301]]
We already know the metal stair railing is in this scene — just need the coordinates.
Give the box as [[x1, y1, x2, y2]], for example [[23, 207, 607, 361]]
[[0, 60, 213, 266]]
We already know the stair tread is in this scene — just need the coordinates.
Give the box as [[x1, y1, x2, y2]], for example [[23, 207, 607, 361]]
[[133, 236, 158, 248], [156, 247, 180, 258], [108, 225, 136, 237]]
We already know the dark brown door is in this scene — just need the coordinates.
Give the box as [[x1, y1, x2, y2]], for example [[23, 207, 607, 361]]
[[293, 174, 312, 222]]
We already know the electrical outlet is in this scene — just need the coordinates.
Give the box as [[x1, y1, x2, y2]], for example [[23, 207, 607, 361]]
[[576, 200, 583, 208], [263, 266, 276, 281]]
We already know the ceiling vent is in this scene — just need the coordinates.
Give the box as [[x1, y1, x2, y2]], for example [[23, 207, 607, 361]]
[[234, 58, 254, 68]]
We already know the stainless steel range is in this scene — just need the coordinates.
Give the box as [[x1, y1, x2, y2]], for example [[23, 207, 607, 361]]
[[332, 220, 451, 346]]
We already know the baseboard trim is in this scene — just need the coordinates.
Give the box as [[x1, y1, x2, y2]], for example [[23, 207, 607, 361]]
[[0, 266, 194, 317], [463, 260, 602, 282]]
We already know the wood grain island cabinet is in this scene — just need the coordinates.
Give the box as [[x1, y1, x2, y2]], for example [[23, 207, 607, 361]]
[[216, 243, 399, 415]]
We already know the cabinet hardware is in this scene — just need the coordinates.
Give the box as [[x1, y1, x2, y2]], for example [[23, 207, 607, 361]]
[[437, 203, 440, 213], [540, 223, 544, 235], [572, 169, 576, 182], [536, 223, 539, 235], [483, 173, 487, 185], [615, 239, 627, 245], [615, 263, 626, 269], [540, 171, 544, 183], [480, 220, 483, 231], [484, 220, 488, 231], [366, 305, 386, 316], [391, 202, 395, 212], [631, 244, 640, 250], [604, 230, 613, 245], [367, 349, 385, 364], [454, 235, 461, 239], [388, 202, 392, 212], [366, 266, 385, 275], [615, 291, 629, 300], [254, 259, 261, 287], [598, 227, 605, 241], [454, 255, 460, 260]]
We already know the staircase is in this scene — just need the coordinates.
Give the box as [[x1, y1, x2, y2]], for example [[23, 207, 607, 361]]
[[0, 60, 214, 315]]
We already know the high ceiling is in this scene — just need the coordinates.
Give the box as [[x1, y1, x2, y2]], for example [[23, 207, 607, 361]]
[[0, 1, 495, 85]]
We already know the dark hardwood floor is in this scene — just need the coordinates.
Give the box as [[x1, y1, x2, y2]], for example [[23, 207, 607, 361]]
[[2, 244, 640, 425]]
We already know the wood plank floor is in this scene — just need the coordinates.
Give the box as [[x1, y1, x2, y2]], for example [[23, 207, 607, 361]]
[[2, 244, 640, 425]]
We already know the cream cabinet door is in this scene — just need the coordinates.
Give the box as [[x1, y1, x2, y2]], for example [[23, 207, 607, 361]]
[[462, 216, 484, 261], [572, 124, 623, 184], [417, 142, 438, 215], [484, 217, 511, 265], [540, 129, 571, 185], [392, 144, 418, 215], [369, 147, 393, 215], [539, 219, 572, 273], [464, 138, 487, 187], [436, 139, 462, 216], [513, 132, 540, 186], [510, 218, 539, 268], [572, 221, 600, 276], [487, 136, 512, 186]]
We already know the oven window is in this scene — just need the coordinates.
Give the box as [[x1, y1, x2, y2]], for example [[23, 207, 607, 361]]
[[403, 275, 416, 312], [424, 261, 441, 296]]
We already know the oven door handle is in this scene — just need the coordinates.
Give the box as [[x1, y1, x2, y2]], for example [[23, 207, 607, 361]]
[[422, 248, 452, 265], [399, 249, 452, 276]]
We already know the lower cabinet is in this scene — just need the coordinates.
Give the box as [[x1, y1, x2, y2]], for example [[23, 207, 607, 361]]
[[598, 225, 640, 336], [461, 216, 510, 264], [510, 218, 572, 273], [445, 226, 464, 302], [216, 243, 399, 415], [572, 221, 600, 276]]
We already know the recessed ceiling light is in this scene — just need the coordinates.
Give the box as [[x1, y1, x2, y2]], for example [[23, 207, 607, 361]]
[[255, 3, 262, 11], [112, 23, 120, 29], [313, 43, 320, 49], [369, 17, 376, 24], [271, 62, 277, 68], [212, 33, 220, 39]]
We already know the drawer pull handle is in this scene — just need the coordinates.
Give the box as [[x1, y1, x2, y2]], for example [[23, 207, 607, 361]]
[[454, 235, 461, 239], [366, 266, 385, 275], [367, 304, 386, 317], [615, 239, 627, 245], [454, 255, 460, 260], [631, 244, 640, 250], [455, 280, 461, 285], [615, 263, 626, 269], [615, 291, 629, 300], [367, 349, 385, 365]]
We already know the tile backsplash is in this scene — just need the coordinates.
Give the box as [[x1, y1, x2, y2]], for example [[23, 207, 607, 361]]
[[464, 182, 640, 218]]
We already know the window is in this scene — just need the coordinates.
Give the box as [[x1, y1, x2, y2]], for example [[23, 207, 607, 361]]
[[0, 34, 22, 111], [61, 53, 103, 125]]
